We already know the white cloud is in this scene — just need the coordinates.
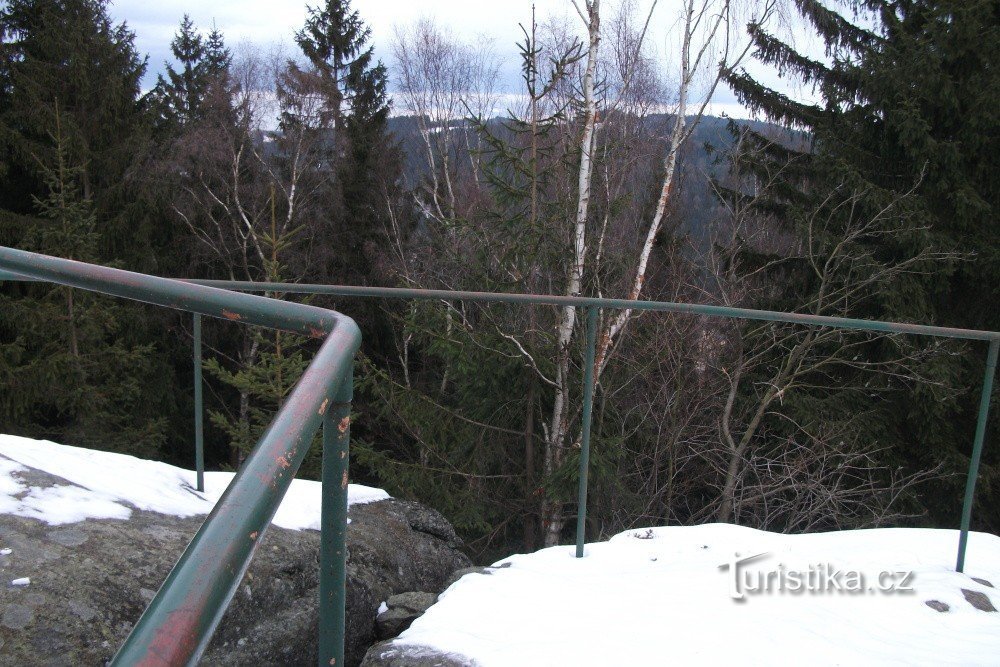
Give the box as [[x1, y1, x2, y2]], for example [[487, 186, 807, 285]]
[[108, 0, 827, 117]]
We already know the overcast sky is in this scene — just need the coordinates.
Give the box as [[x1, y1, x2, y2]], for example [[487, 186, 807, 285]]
[[107, 0, 822, 119]]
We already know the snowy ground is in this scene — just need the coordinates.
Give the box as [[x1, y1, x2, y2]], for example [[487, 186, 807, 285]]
[[395, 526, 1000, 666], [3, 435, 999, 665], [0, 434, 388, 530]]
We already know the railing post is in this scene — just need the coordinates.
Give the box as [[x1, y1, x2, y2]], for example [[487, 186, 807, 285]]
[[320, 360, 353, 666], [576, 306, 599, 558], [194, 313, 205, 493], [957, 337, 999, 572]]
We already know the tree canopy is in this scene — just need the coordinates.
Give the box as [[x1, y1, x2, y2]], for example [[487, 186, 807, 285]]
[[724, 0, 1000, 528]]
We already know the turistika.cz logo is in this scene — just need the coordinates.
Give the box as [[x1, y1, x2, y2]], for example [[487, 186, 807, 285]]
[[718, 552, 916, 601]]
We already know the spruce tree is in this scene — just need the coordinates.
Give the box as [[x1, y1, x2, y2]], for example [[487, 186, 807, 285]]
[[0, 0, 149, 264], [0, 104, 166, 456], [203, 24, 232, 77], [339, 58, 393, 284], [154, 16, 205, 129], [351, 26, 587, 555], [294, 0, 371, 129], [151, 16, 232, 134], [0, 1, 176, 460], [722, 0, 999, 528], [293, 0, 397, 286]]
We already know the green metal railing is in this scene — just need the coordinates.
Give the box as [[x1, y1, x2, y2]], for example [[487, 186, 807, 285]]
[[1, 249, 998, 665], [0, 247, 360, 667], [185, 280, 999, 571]]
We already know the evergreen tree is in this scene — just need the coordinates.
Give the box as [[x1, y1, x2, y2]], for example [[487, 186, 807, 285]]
[[151, 15, 231, 133], [154, 15, 205, 128], [292, 0, 398, 286], [199, 182, 319, 469], [0, 0, 150, 265], [339, 57, 393, 284], [294, 0, 371, 129], [722, 0, 999, 528], [0, 104, 166, 456], [203, 24, 232, 77], [0, 1, 177, 460], [352, 26, 588, 556]]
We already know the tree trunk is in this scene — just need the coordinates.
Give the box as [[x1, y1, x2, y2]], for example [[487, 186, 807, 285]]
[[523, 369, 537, 551], [66, 288, 79, 360], [541, 0, 601, 548]]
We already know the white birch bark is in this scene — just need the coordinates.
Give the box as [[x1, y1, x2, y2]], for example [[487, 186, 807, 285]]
[[593, 0, 766, 379], [541, 0, 602, 547]]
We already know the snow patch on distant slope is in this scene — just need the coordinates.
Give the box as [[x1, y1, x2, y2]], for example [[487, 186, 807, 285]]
[[0, 434, 388, 529]]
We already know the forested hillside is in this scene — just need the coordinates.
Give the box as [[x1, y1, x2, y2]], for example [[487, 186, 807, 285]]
[[0, 0, 995, 561]]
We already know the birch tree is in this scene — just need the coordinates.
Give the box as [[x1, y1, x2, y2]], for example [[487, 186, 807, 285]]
[[534, 0, 602, 546], [378, 1, 784, 548], [535, 0, 785, 545], [376, 0, 793, 549], [392, 19, 501, 221], [593, 0, 779, 376]]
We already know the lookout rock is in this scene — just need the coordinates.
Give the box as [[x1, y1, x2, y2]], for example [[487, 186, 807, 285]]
[[0, 453, 471, 666]]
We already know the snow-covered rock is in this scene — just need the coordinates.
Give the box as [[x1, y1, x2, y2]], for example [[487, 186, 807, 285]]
[[370, 524, 1000, 666], [0, 434, 388, 529], [0, 435, 471, 666]]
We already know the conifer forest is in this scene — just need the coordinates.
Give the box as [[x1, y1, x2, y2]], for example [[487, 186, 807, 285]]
[[1, 0, 997, 561]]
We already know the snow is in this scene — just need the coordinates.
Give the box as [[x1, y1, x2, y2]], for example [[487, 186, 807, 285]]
[[397, 524, 1000, 666], [378, 601, 389, 615], [4, 434, 999, 665], [0, 457, 26, 496], [0, 434, 389, 530]]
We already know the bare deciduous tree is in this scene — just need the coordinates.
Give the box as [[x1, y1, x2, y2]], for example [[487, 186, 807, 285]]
[[164, 45, 341, 464], [699, 129, 953, 527], [382, 1, 793, 549], [392, 19, 501, 220]]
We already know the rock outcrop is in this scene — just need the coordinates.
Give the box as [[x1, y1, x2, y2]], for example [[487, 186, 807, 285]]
[[375, 591, 438, 639], [360, 566, 508, 666], [361, 641, 477, 667], [0, 460, 470, 666]]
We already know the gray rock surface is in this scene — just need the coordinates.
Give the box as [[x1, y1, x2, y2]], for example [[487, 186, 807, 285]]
[[961, 588, 997, 612], [361, 640, 477, 666], [924, 600, 950, 612], [375, 591, 438, 639], [0, 456, 471, 666], [439, 563, 511, 592], [441, 566, 492, 591]]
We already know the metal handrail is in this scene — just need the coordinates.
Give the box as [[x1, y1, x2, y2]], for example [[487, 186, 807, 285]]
[[184, 279, 999, 569], [0, 247, 360, 667], [5, 270, 998, 341], [1, 247, 997, 665], [186, 280, 1000, 342]]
